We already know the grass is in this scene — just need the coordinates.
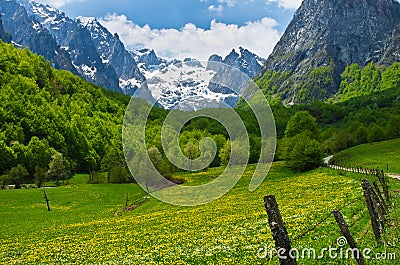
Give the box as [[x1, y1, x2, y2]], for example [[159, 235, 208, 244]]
[[0, 162, 399, 264], [0, 184, 147, 236], [331, 139, 400, 174], [67, 173, 91, 185]]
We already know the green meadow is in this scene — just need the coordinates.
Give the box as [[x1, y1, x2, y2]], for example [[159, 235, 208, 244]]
[[331, 139, 400, 174], [1, 162, 399, 264]]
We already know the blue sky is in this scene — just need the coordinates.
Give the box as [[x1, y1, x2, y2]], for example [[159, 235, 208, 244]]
[[37, 0, 302, 59], [58, 0, 295, 31]]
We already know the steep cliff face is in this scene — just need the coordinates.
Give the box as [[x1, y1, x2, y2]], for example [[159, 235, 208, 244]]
[[76, 17, 145, 95], [381, 26, 400, 64], [260, 0, 400, 104], [0, 18, 11, 43]]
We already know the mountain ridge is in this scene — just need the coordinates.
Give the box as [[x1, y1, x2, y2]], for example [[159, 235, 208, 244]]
[[259, 0, 400, 104]]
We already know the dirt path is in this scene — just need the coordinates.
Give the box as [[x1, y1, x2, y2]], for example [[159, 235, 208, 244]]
[[387, 174, 400, 181]]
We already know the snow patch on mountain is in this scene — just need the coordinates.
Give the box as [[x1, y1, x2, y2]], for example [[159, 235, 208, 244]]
[[22, 0, 63, 26], [73, 63, 97, 79], [31, 21, 41, 31], [120, 78, 141, 93]]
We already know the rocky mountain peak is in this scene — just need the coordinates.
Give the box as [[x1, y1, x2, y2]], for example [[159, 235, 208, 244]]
[[133, 48, 165, 69], [225, 48, 239, 61], [221, 47, 265, 78], [183, 58, 202, 68], [260, 0, 400, 103], [206, 54, 223, 71], [0, 0, 76, 73]]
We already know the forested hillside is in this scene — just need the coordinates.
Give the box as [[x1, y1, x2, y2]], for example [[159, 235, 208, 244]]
[[0, 40, 130, 186]]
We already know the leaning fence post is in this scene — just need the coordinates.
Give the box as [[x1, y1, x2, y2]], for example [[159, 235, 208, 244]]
[[376, 170, 390, 204], [373, 182, 387, 213], [361, 180, 381, 242], [264, 195, 297, 265], [44, 189, 51, 212], [332, 210, 365, 265], [369, 185, 386, 232]]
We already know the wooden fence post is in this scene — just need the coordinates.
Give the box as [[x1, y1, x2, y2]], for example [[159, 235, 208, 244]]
[[361, 180, 381, 242], [44, 189, 51, 212], [125, 193, 129, 208], [264, 195, 297, 265], [373, 182, 387, 212], [369, 187, 386, 233], [332, 210, 365, 265], [382, 171, 390, 203], [376, 170, 390, 204]]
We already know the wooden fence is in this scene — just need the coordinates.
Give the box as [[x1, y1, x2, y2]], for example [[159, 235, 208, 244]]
[[263, 166, 392, 264]]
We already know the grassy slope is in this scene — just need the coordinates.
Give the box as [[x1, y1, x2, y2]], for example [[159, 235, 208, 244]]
[[331, 139, 400, 174], [0, 162, 399, 264]]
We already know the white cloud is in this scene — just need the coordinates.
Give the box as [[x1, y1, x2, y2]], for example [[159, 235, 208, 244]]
[[217, 0, 238, 7], [266, 0, 302, 9], [99, 14, 281, 60], [201, 0, 238, 6], [206, 0, 239, 13], [208, 4, 224, 13]]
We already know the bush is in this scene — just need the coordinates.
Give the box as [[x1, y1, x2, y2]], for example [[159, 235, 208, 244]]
[[109, 166, 132, 184], [284, 133, 323, 172]]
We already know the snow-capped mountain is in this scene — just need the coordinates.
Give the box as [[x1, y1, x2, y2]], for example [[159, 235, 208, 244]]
[[142, 58, 237, 110], [15, 0, 120, 92], [133, 48, 166, 72], [131, 48, 266, 110], [132, 49, 221, 110], [0, 0, 148, 96]]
